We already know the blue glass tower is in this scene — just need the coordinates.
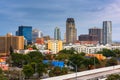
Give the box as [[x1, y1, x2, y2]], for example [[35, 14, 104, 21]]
[[18, 26, 32, 44]]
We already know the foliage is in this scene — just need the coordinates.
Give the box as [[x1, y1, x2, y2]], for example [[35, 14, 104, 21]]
[[27, 51, 43, 63], [44, 54, 54, 60], [106, 57, 118, 66], [113, 49, 120, 58], [32, 45, 38, 50], [61, 67, 68, 75], [69, 54, 84, 70], [49, 67, 68, 77], [55, 53, 72, 61], [96, 48, 115, 57], [0, 68, 8, 80], [37, 63, 47, 77], [0, 74, 8, 80], [83, 57, 100, 69], [23, 65, 34, 79], [59, 48, 77, 54], [80, 52, 86, 56], [11, 53, 31, 67], [106, 74, 120, 80], [0, 68, 2, 74]]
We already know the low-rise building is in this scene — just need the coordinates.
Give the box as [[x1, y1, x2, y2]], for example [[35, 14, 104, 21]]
[[86, 54, 106, 60], [64, 44, 120, 54]]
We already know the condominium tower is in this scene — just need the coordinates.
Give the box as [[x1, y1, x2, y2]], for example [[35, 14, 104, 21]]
[[103, 21, 112, 45], [66, 18, 77, 44], [54, 27, 61, 40]]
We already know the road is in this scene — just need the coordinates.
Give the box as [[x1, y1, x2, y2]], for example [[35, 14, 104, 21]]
[[66, 68, 120, 80]]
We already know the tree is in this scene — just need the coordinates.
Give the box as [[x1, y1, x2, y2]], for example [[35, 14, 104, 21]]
[[113, 49, 120, 58], [32, 45, 38, 50], [49, 67, 62, 77], [59, 48, 77, 54], [55, 53, 71, 61], [23, 65, 34, 79], [69, 54, 84, 71], [61, 67, 68, 75], [0, 68, 8, 80], [37, 63, 47, 77], [27, 51, 43, 63], [96, 48, 115, 57], [9, 45, 14, 55], [80, 52, 86, 56], [83, 57, 100, 69], [107, 74, 120, 80], [0, 74, 8, 80], [11, 53, 31, 67], [106, 57, 118, 66], [0, 68, 2, 74]]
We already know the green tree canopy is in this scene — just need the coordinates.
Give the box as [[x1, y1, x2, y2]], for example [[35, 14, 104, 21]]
[[27, 51, 43, 63], [69, 54, 84, 70], [23, 64, 34, 79], [96, 48, 115, 57], [107, 74, 120, 80], [106, 57, 118, 66]]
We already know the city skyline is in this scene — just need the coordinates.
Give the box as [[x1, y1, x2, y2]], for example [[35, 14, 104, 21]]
[[0, 0, 120, 41]]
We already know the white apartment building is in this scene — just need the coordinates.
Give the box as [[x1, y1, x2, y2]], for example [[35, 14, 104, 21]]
[[64, 44, 120, 54]]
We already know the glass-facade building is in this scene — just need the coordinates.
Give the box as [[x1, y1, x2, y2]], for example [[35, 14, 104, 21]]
[[18, 26, 32, 44], [103, 21, 112, 45], [54, 27, 61, 40]]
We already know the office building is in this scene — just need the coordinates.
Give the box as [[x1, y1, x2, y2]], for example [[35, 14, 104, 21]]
[[78, 34, 98, 42], [32, 29, 43, 43], [17, 26, 32, 44], [54, 27, 61, 40], [0, 33, 24, 55], [66, 18, 77, 44], [47, 40, 63, 54], [103, 21, 112, 45], [89, 27, 103, 44]]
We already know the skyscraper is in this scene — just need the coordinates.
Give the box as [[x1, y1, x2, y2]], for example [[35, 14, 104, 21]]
[[54, 27, 61, 40], [18, 26, 32, 44], [32, 29, 43, 43], [103, 21, 112, 45], [89, 27, 103, 44], [66, 18, 77, 44]]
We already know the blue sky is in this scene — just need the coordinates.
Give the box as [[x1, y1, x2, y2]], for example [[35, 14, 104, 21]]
[[0, 0, 120, 41]]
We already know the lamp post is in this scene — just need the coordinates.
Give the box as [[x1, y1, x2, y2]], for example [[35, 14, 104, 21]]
[[66, 60, 77, 80], [94, 57, 96, 69]]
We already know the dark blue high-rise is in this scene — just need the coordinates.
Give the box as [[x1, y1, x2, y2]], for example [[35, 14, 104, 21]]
[[18, 26, 32, 44]]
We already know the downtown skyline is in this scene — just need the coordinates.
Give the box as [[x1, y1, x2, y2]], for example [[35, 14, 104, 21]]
[[0, 0, 120, 41]]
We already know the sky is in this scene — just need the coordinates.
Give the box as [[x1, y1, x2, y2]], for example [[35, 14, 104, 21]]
[[0, 0, 120, 41]]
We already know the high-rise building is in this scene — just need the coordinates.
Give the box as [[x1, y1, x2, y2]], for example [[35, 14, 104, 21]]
[[103, 21, 112, 45], [47, 40, 63, 54], [89, 27, 103, 44], [0, 33, 24, 56], [66, 18, 77, 44], [32, 29, 43, 43], [54, 27, 61, 40], [18, 26, 32, 44]]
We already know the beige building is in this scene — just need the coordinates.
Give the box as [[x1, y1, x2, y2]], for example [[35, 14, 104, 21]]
[[66, 18, 77, 44], [47, 40, 63, 54], [0, 33, 24, 55]]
